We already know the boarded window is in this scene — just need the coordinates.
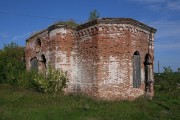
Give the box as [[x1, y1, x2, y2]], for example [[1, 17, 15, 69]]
[[30, 57, 38, 71], [133, 51, 141, 88], [145, 65, 150, 83]]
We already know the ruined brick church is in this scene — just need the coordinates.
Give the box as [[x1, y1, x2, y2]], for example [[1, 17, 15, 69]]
[[25, 18, 156, 100]]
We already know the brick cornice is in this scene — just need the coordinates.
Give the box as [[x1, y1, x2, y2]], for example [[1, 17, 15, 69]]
[[76, 18, 157, 33], [27, 18, 157, 41]]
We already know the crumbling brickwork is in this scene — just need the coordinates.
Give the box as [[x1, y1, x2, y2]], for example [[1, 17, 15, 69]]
[[25, 18, 156, 100]]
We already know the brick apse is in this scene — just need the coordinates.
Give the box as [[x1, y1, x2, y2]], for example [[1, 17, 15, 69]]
[[25, 18, 157, 100]]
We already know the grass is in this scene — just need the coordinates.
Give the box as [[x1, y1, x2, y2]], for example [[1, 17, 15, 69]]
[[0, 84, 180, 120]]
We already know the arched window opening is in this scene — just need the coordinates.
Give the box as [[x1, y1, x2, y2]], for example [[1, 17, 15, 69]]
[[133, 51, 141, 88], [39, 54, 46, 73], [145, 54, 152, 65], [36, 38, 41, 47], [35, 38, 42, 53], [134, 51, 139, 55], [41, 54, 46, 68], [30, 57, 38, 71]]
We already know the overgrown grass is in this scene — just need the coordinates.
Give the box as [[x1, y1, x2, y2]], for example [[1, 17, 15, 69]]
[[0, 84, 179, 120]]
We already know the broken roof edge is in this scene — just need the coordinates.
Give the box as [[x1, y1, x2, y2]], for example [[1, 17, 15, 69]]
[[26, 18, 157, 42], [76, 18, 157, 33], [26, 21, 78, 42], [26, 25, 70, 42], [26, 29, 47, 42]]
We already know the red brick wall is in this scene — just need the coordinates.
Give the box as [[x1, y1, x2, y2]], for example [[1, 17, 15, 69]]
[[70, 27, 99, 97], [25, 30, 56, 71], [25, 19, 156, 100], [95, 24, 155, 100]]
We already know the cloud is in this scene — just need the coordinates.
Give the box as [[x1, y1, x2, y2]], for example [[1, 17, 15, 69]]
[[130, 0, 180, 71], [130, 0, 166, 4], [0, 32, 31, 48], [167, 1, 180, 10], [149, 20, 180, 39], [146, 19, 180, 51], [156, 43, 180, 50], [12, 32, 31, 42], [0, 33, 9, 48], [129, 0, 180, 10], [0, 33, 8, 40], [7, 32, 31, 47]]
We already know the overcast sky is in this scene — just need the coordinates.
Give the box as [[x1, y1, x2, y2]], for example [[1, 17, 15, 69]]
[[0, 0, 180, 72]]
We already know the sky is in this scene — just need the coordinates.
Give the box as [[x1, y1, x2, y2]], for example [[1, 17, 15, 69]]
[[0, 0, 180, 72]]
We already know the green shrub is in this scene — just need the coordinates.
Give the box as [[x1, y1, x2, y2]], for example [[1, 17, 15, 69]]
[[33, 67, 68, 93], [0, 42, 25, 84], [0, 42, 68, 94], [17, 71, 38, 89], [154, 66, 180, 92]]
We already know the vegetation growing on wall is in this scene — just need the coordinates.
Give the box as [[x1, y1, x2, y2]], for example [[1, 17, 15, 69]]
[[29, 19, 79, 38], [52, 19, 79, 28], [88, 9, 100, 22]]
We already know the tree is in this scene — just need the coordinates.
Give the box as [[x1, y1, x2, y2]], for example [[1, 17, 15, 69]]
[[0, 42, 68, 93], [88, 9, 100, 22], [157, 66, 180, 91], [163, 66, 173, 74], [0, 42, 25, 84], [177, 68, 180, 73]]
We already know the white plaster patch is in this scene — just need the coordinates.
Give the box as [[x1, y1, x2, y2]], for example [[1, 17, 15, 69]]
[[55, 51, 67, 69], [109, 33, 117, 39], [45, 50, 51, 65], [28, 41, 36, 51], [103, 56, 124, 85], [141, 68, 144, 82], [129, 61, 133, 84], [69, 51, 78, 83], [49, 28, 67, 38], [98, 27, 103, 31]]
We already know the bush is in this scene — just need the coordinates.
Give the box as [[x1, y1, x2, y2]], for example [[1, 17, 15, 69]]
[[17, 71, 38, 89], [0, 42, 25, 84], [32, 67, 68, 93], [0, 42, 68, 94], [16, 67, 68, 94], [154, 66, 180, 91]]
